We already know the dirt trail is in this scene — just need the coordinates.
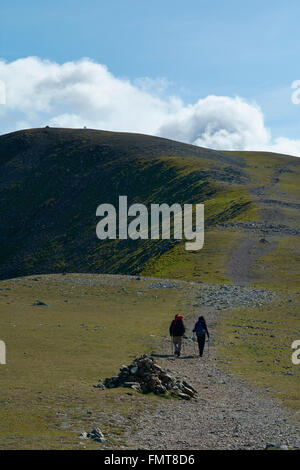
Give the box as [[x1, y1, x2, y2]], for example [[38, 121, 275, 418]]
[[226, 163, 300, 286], [131, 315, 300, 450], [227, 236, 276, 286], [130, 165, 300, 449]]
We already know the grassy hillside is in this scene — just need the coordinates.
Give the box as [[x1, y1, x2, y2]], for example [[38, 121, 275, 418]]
[[0, 127, 255, 281], [1, 128, 299, 287], [1, 129, 300, 449], [1, 273, 299, 449], [216, 292, 300, 410], [0, 273, 195, 449]]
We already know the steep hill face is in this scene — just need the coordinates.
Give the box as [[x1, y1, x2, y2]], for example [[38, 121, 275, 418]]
[[0, 127, 299, 286]]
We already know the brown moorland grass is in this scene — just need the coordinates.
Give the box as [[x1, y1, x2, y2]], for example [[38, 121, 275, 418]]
[[0, 273, 195, 449]]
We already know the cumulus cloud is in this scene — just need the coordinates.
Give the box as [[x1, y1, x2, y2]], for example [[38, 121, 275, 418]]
[[158, 95, 271, 150], [0, 56, 300, 157]]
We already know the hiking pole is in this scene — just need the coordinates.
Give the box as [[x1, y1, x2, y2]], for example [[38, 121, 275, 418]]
[[192, 332, 197, 356]]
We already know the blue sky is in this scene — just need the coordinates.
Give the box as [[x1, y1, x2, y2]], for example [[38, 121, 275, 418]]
[[1, 0, 300, 154]]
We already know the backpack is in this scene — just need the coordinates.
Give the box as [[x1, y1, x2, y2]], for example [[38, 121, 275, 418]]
[[195, 321, 205, 337], [171, 317, 185, 336]]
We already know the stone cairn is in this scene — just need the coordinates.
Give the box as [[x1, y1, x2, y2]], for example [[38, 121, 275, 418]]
[[95, 354, 198, 400]]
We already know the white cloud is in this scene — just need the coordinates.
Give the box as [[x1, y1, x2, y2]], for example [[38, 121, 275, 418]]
[[262, 137, 300, 157], [0, 56, 300, 157], [158, 95, 271, 150]]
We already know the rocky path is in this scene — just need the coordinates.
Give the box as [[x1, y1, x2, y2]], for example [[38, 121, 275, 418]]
[[227, 237, 275, 286], [222, 161, 300, 286], [129, 165, 300, 449], [131, 316, 300, 450]]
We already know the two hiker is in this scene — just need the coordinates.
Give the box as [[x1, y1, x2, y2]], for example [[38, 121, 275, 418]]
[[169, 314, 210, 357]]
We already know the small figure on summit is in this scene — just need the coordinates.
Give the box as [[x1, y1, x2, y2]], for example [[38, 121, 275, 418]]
[[193, 315, 210, 357], [169, 314, 185, 357]]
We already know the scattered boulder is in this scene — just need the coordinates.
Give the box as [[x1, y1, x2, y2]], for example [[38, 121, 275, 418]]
[[80, 427, 106, 443], [265, 442, 290, 450], [97, 355, 198, 399], [279, 444, 289, 450], [93, 382, 105, 390], [177, 392, 191, 400], [265, 442, 277, 449], [32, 300, 48, 306]]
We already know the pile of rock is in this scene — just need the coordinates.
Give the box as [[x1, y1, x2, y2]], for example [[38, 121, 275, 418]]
[[96, 355, 198, 400], [80, 427, 106, 443]]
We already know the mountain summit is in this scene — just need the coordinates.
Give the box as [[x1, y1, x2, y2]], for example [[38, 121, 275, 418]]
[[1, 127, 299, 287]]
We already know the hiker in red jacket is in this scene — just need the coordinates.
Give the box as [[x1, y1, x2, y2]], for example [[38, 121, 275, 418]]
[[169, 314, 185, 357]]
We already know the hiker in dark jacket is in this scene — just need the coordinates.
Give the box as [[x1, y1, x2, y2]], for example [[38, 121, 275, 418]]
[[169, 314, 185, 357], [193, 315, 209, 357]]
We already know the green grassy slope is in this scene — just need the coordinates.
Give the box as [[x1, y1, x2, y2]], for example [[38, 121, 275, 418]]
[[1, 130, 300, 449], [216, 293, 300, 411], [1, 128, 300, 287], [213, 151, 300, 412], [0, 273, 195, 449], [0, 127, 256, 282]]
